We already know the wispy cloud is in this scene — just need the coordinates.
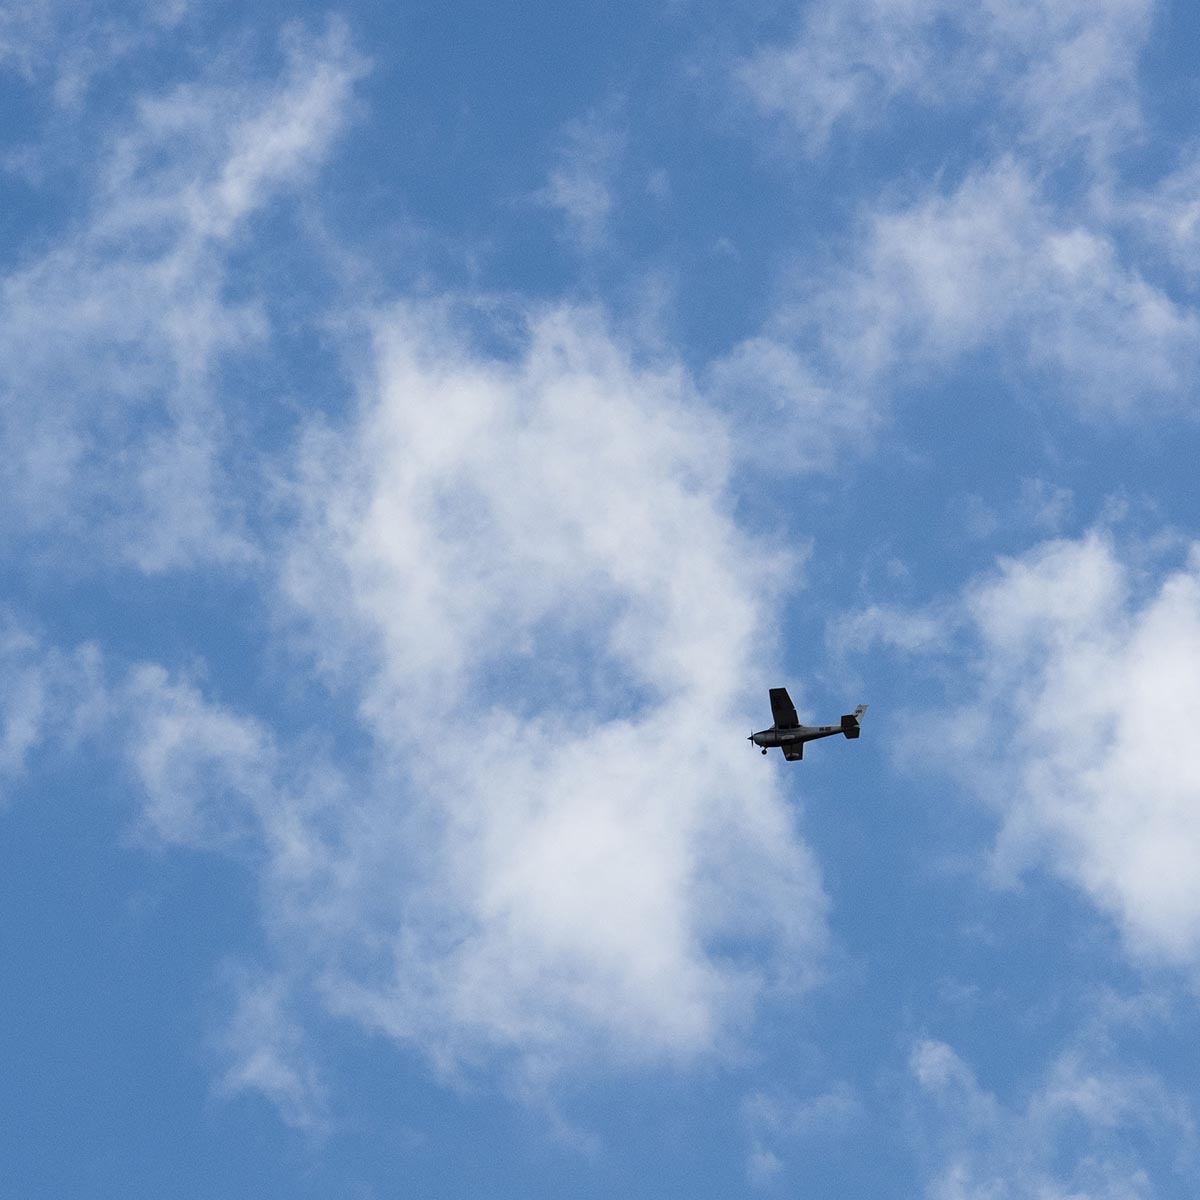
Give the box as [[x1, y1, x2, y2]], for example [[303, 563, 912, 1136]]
[[122, 664, 277, 852], [710, 147, 1200, 475], [534, 114, 625, 254], [742, 1081, 861, 1185], [737, 0, 1153, 161], [1115, 149, 1200, 279], [910, 1020, 1195, 1198], [0, 625, 344, 1120], [727, 0, 1198, 457], [0, 612, 105, 788], [791, 159, 1199, 417], [0, 0, 189, 108], [214, 965, 329, 1134], [0, 19, 366, 571], [705, 335, 880, 473]]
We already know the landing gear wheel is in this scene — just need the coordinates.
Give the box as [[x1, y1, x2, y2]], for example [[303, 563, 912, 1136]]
[[761, 748, 768, 755]]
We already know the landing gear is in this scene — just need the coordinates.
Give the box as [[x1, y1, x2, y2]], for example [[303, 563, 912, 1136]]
[[761, 748, 768, 755]]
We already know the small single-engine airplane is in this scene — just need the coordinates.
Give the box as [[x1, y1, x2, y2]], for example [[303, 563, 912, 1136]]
[[749, 688, 867, 760]]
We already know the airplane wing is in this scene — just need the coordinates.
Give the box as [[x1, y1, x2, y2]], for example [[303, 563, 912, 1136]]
[[782, 742, 804, 761], [769, 687, 800, 729]]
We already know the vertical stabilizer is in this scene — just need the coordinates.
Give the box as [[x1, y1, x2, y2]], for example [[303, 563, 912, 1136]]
[[841, 704, 868, 738]]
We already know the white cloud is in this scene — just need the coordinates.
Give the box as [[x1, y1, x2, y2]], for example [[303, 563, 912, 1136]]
[[0, 612, 106, 789], [828, 602, 952, 660], [1017, 478, 1074, 533], [1118, 150, 1200, 279], [0, 20, 828, 1113], [535, 115, 624, 253], [122, 664, 276, 851], [796, 160, 1200, 415], [705, 336, 879, 472], [721, 149, 1200, 463], [0, 20, 366, 571], [729, 1, 1199, 446], [742, 1082, 861, 1185], [738, 0, 1152, 160], [911, 1029, 1194, 1199], [214, 966, 329, 1134], [737, 0, 957, 153], [891, 532, 1200, 966], [269, 298, 826, 1083], [0, 612, 284, 853], [35, 294, 825, 1110], [0, 624, 346, 1122], [0, 0, 189, 108]]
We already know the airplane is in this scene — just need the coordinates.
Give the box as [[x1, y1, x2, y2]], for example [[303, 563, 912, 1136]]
[[749, 688, 867, 760]]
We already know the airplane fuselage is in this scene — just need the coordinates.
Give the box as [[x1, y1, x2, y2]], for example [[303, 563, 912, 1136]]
[[750, 723, 843, 750]]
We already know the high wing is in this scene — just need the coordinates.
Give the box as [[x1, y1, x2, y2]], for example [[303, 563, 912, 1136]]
[[769, 687, 800, 729], [782, 742, 804, 761]]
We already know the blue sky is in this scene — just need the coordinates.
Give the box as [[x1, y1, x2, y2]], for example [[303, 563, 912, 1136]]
[[3, 2, 1200, 1196]]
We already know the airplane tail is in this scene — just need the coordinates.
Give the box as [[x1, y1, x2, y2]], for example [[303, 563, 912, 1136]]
[[841, 703, 868, 739]]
